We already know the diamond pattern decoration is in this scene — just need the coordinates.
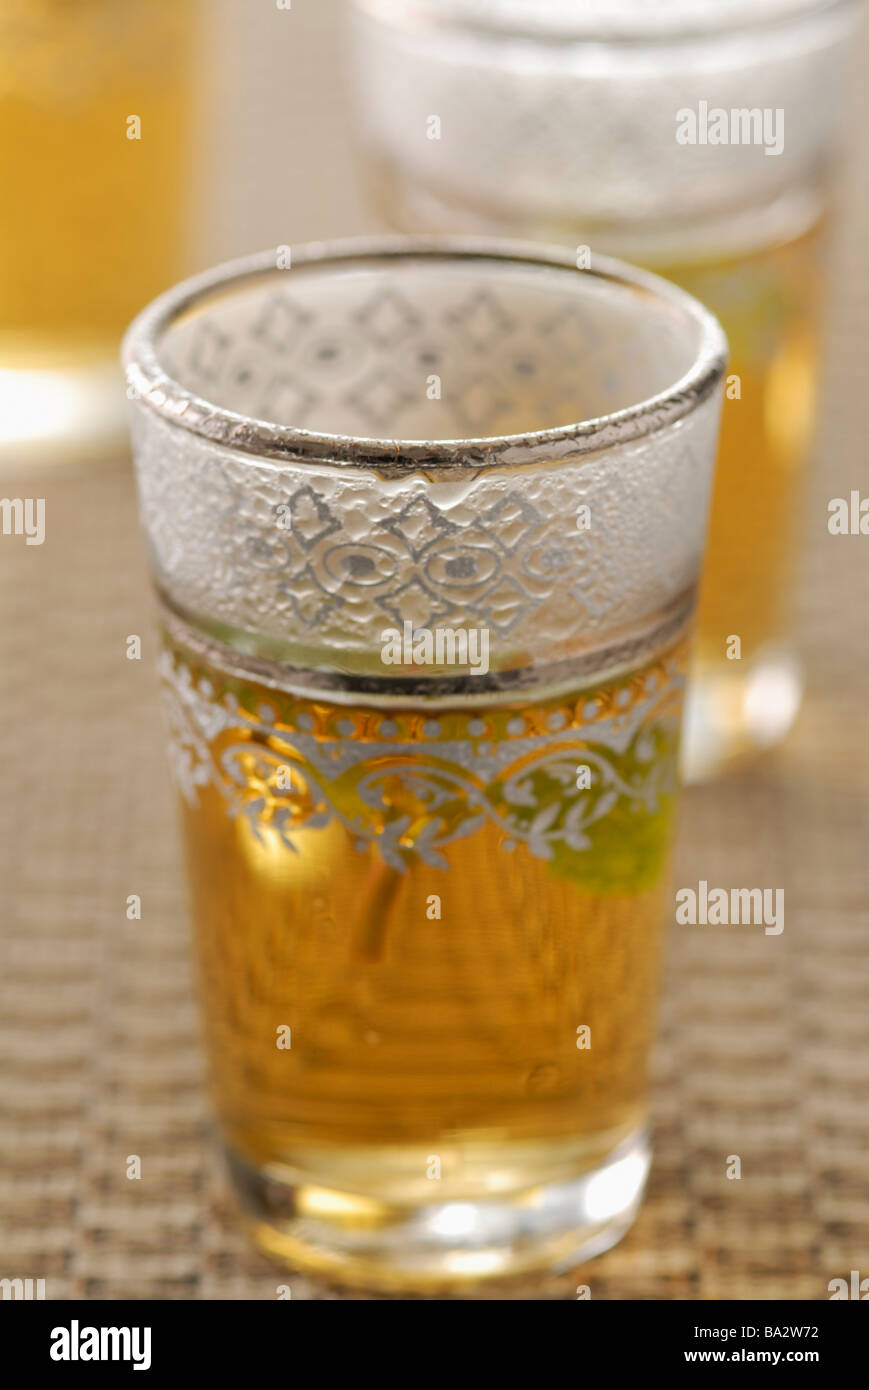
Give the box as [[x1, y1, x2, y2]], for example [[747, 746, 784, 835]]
[[284, 485, 342, 552], [376, 576, 455, 630], [277, 566, 345, 629], [169, 264, 627, 443], [444, 288, 515, 351], [260, 374, 319, 427], [451, 374, 511, 433], [146, 259, 718, 668], [250, 293, 311, 354], [481, 493, 543, 553], [354, 287, 421, 347], [343, 370, 417, 433], [477, 575, 537, 634], [187, 321, 232, 384], [378, 495, 461, 561], [224, 354, 262, 397]]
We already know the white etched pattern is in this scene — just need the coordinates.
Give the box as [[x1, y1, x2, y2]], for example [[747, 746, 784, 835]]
[[157, 269, 694, 439], [128, 255, 723, 678], [134, 397, 718, 666], [351, 0, 854, 232], [130, 254, 722, 670]]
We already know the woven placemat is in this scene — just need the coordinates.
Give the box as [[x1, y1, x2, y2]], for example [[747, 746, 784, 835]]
[[1, 10, 868, 1303], [1, 399, 867, 1302]]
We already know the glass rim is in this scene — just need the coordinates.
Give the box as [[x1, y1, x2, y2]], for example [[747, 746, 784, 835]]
[[350, 0, 857, 44], [122, 235, 727, 473]]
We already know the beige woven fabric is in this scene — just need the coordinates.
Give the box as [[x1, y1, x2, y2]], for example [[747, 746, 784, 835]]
[[1, 4, 867, 1303], [2, 374, 866, 1301]]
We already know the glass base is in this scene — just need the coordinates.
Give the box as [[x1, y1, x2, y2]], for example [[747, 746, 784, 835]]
[[225, 1129, 651, 1295], [0, 355, 128, 467], [682, 646, 804, 783], [367, 149, 825, 267]]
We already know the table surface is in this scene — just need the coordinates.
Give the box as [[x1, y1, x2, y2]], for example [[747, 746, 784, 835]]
[[1, 3, 868, 1299]]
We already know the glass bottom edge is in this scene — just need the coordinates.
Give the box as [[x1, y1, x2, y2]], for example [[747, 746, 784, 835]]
[[0, 356, 129, 467], [224, 1128, 651, 1296], [682, 645, 804, 783]]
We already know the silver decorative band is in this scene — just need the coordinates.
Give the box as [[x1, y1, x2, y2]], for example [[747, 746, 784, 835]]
[[122, 238, 726, 472], [159, 595, 694, 705]]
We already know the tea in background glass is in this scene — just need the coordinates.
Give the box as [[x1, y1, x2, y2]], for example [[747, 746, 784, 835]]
[[0, 0, 198, 461], [348, 0, 859, 778]]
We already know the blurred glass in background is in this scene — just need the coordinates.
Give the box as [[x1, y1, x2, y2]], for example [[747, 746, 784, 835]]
[[0, 0, 198, 465], [347, 0, 861, 779]]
